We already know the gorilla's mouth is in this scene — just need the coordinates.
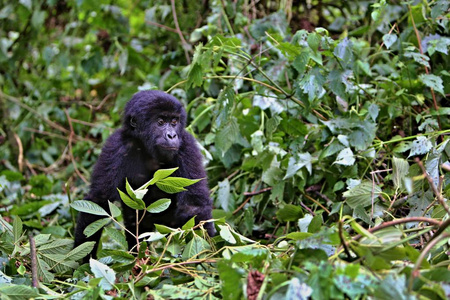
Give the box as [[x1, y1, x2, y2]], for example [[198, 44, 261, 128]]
[[160, 146, 179, 151]]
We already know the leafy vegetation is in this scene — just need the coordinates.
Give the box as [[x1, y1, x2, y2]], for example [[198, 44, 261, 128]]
[[0, 0, 449, 299]]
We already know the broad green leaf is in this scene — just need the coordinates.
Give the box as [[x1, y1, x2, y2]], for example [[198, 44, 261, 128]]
[[218, 224, 236, 244], [65, 242, 96, 262], [125, 178, 136, 199], [276, 204, 303, 222], [156, 177, 201, 194], [108, 201, 121, 218], [382, 33, 398, 49], [334, 147, 355, 166], [90, 259, 116, 291], [0, 285, 39, 298], [70, 200, 109, 216], [83, 218, 110, 238], [182, 235, 211, 260], [182, 216, 196, 230], [139, 231, 166, 242], [217, 178, 231, 212], [392, 157, 409, 190], [343, 181, 382, 208], [187, 63, 203, 88], [117, 188, 145, 210], [215, 117, 240, 156], [104, 227, 128, 249], [419, 74, 444, 95], [217, 260, 243, 300], [147, 198, 171, 213], [143, 167, 178, 188], [408, 136, 432, 157], [13, 217, 23, 243], [37, 256, 54, 283], [38, 239, 73, 254]]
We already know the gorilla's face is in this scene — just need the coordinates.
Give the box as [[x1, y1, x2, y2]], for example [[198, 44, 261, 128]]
[[124, 90, 186, 163]]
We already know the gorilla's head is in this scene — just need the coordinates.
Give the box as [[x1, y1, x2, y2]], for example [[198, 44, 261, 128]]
[[123, 90, 187, 162]]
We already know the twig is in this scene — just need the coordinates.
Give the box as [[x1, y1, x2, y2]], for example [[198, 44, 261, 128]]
[[414, 157, 450, 214], [353, 217, 442, 241], [145, 20, 183, 34], [244, 187, 273, 196], [28, 233, 39, 288], [303, 193, 331, 214], [12, 132, 24, 172], [170, 0, 191, 64], [338, 220, 352, 258], [64, 110, 88, 184]]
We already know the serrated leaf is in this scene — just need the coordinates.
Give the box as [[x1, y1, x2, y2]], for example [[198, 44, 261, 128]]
[[343, 181, 381, 208], [71, 200, 109, 216], [83, 218, 110, 238], [181, 235, 211, 260], [142, 167, 178, 188], [90, 259, 116, 291], [147, 198, 171, 213], [0, 285, 39, 298], [104, 227, 128, 249], [65, 242, 96, 261], [13, 217, 23, 243], [108, 201, 121, 218], [117, 188, 145, 210], [419, 74, 444, 95], [37, 256, 54, 283], [409, 136, 433, 157], [334, 147, 355, 166], [392, 157, 409, 190], [187, 63, 203, 88], [215, 117, 239, 156]]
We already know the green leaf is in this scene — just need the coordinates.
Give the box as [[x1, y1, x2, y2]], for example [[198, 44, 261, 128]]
[[218, 224, 237, 244], [70, 200, 109, 216], [13, 217, 23, 243], [90, 259, 116, 291], [276, 204, 303, 222], [108, 201, 121, 218], [104, 227, 128, 249], [147, 198, 171, 213], [83, 218, 110, 238], [143, 167, 178, 188], [0, 285, 39, 298], [419, 74, 444, 95], [217, 178, 231, 212], [125, 178, 136, 199], [408, 136, 432, 157], [187, 63, 203, 88], [117, 188, 145, 210], [156, 177, 201, 194], [65, 242, 96, 262], [382, 33, 398, 49], [182, 216, 196, 230], [181, 235, 211, 260], [334, 147, 355, 166], [215, 117, 240, 156], [392, 157, 409, 190], [343, 181, 382, 208], [37, 256, 54, 283]]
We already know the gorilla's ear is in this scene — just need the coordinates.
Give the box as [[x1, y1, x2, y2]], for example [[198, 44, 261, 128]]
[[129, 117, 137, 128]]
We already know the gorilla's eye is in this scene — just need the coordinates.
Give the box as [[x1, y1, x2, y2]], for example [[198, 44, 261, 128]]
[[171, 118, 178, 126], [130, 117, 137, 128], [157, 118, 165, 126]]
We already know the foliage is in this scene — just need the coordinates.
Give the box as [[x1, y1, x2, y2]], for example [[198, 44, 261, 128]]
[[0, 0, 449, 299]]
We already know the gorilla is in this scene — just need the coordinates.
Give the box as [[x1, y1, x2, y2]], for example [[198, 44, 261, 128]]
[[74, 90, 215, 259]]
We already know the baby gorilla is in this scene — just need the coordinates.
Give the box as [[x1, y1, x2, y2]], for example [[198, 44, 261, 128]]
[[74, 90, 215, 259]]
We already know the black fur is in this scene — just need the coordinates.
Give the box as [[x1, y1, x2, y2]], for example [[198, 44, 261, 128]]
[[74, 90, 215, 259]]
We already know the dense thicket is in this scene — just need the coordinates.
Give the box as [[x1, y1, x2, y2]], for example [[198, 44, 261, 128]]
[[0, 1, 449, 299]]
